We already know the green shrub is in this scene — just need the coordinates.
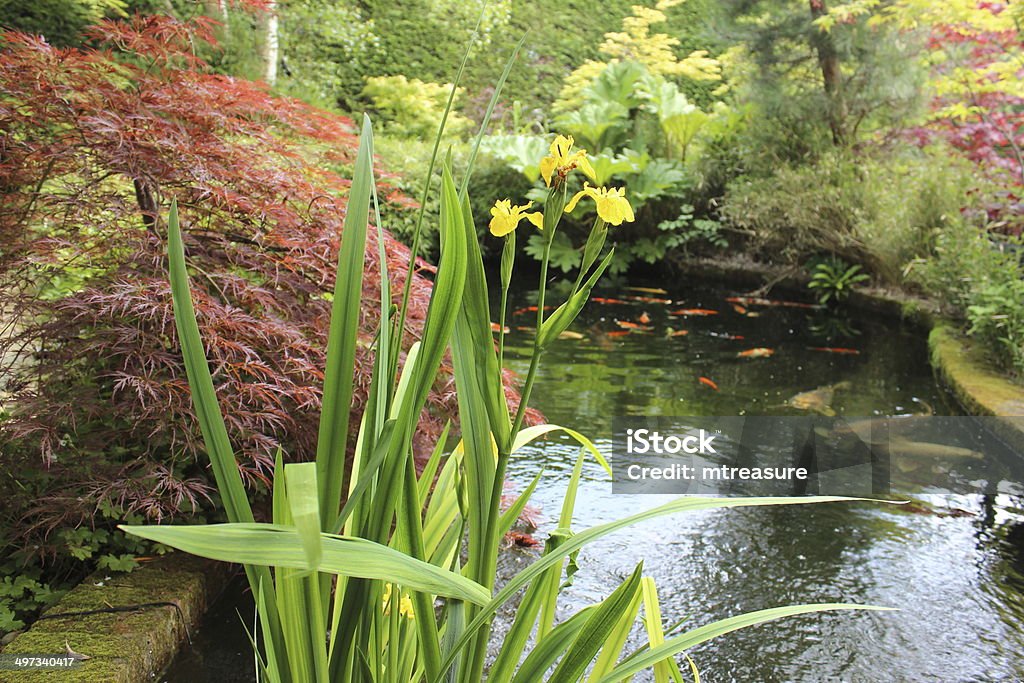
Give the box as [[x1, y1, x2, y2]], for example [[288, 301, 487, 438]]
[[916, 221, 1024, 376], [719, 146, 977, 281], [966, 270, 1024, 375], [0, 0, 125, 46], [363, 75, 472, 139], [719, 154, 866, 265], [276, 0, 381, 108]]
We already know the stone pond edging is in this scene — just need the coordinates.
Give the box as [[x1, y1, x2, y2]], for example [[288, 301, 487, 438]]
[[0, 553, 233, 683]]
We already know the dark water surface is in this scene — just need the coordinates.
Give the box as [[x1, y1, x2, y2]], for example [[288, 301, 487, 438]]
[[163, 278, 1024, 682]]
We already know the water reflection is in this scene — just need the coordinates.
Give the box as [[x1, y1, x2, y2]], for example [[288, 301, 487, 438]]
[[502, 280, 1024, 681], [164, 279, 1024, 682]]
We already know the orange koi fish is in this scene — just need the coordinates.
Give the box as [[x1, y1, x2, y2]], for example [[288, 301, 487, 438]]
[[490, 322, 510, 333], [606, 330, 632, 337], [615, 320, 653, 331], [698, 376, 719, 391], [670, 308, 718, 316], [732, 304, 748, 315], [808, 347, 860, 355], [638, 311, 651, 324], [512, 305, 555, 315], [592, 297, 630, 305], [666, 329, 689, 337], [737, 347, 775, 358]]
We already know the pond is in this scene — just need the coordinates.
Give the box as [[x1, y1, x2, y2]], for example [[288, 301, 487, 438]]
[[162, 277, 1024, 682]]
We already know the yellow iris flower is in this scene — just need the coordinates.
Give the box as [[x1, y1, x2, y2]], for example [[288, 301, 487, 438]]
[[489, 199, 544, 237], [564, 183, 635, 226], [382, 583, 415, 620], [539, 134, 596, 187]]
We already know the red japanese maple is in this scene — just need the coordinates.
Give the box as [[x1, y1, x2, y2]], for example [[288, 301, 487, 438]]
[[0, 16, 533, 548], [906, 3, 1024, 232]]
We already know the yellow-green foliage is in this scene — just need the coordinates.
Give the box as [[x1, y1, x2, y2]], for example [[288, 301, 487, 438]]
[[558, 0, 722, 111], [362, 75, 472, 139]]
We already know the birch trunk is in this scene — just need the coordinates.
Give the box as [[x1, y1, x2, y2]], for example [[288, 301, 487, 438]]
[[263, 0, 279, 86]]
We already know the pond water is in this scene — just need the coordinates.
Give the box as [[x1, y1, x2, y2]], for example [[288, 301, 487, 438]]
[[162, 277, 1024, 682]]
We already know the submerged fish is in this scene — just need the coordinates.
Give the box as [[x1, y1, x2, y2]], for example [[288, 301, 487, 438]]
[[616, 320, 653, 331], [592, 297, 630, 305], [698, 376, 719, 391], [625, 295, 673, 304], [670, 308, 718, 316], [626, 286, 668, 294], [490, 322, 510, 333], [889, 439, 984, 460], [732, 304, 748, 315], [512, 305, 555, 316], [737, 347, 774, 359], [808, 347, 860, 355], [666, 328, 689, 337], [725, 296, 817, 309], [558, 330, 585, 340], [638, 311, 651, 324], [784, 381, 851, 416]]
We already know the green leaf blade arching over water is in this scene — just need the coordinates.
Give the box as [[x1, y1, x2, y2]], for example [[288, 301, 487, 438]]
[[120, 523, 490, 606]]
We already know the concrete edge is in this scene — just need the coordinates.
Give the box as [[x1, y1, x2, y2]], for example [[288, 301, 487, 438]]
[[928, 324, 1024, 448], [0, 553, 234, 683]]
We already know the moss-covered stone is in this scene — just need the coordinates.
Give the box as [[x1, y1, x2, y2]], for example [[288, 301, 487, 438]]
[[929, 324, 1024, 447], [0, 554, 232, 683]]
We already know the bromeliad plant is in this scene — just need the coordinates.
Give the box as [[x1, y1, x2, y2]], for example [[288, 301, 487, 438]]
[[122, 112, 886, 682]]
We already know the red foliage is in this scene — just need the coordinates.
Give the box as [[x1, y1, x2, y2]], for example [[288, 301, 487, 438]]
[[905, 3, 1024, 232], [0, 16, 536, 549]]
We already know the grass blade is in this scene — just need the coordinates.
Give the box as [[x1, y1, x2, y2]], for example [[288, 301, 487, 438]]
[[166, 200, 288, 676], [316, 113, 375, 531], [597, 603, 894, 683], [121, 523, 490, 605], [439, 497, 873, 677], [509, 608, 594, 683], [284, 462, 322, 572], [639, 577, 683, 683], [166, 199, 253, 524]]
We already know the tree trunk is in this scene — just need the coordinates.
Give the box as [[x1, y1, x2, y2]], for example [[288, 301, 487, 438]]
[[263, 0, 279, 86], [133, 177, 159, 233], [808, 0, 847, 145]]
